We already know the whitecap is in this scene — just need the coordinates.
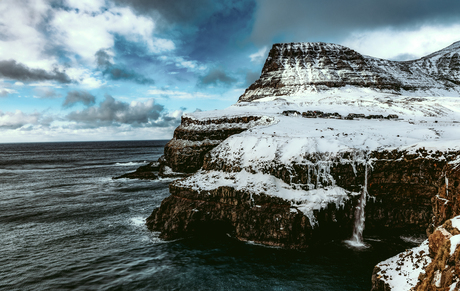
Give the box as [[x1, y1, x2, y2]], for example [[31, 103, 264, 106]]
[[114, 161, 147, 167], [129, 216, 146, 227]]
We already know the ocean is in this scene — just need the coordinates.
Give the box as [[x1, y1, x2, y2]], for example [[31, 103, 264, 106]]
[[0, 140, 421, 290]]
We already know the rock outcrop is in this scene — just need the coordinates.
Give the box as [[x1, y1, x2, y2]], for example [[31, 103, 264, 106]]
[[113, 161, 160, 180], [158, 115, 273, 177]]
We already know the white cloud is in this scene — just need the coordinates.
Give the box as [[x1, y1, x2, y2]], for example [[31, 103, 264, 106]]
[[0, 110, 40, 128], [0, 80, 18, 97], [342, 24, 460, 60], [64, 0, 105, 13], [147, 89, 217, 99], [0, 88, 18, 97], [249, 46, 268, 62], [0, 0, 55, 70], [0, 125, 176, 143], [0, 0, 175, 87], [159, 56, 207, 71], [65, 67, 106, 89], [51, 4, 175, 64]]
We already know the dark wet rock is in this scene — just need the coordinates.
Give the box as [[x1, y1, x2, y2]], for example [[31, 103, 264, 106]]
[[113, 161, 159, 180]]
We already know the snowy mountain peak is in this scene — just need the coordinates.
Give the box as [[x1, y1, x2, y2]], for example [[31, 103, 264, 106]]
[[239, 41, 460, 102]]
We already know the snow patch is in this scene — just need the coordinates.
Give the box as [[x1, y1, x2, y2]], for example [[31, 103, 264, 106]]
[[451, 215, 460, 231], [376, 240, 431, 291], [450, 235, 460, 256]]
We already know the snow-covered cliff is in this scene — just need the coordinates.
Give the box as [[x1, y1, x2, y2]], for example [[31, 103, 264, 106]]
[[239, 41, 460, 102], [146, 41, 460, 288]]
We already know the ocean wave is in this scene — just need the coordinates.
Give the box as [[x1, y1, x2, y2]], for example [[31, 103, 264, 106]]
[[129, 216, 146, 227], [114, 161, 148, 167]]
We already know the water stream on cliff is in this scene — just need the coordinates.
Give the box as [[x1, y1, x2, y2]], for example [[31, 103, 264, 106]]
[[346, 162, 369, 248], [0, 141, 420, 290]]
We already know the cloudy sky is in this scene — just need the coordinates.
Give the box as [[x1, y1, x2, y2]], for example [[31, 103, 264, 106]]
[[1, 0, 460, 142]]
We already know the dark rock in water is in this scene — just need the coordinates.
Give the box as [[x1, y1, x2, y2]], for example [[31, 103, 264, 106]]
[[113, 161, 159, 180]]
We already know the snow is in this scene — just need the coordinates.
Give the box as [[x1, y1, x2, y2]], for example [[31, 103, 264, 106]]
[[451, 215, 460, 231], [195, 91, 460, 173], [240, 41, 460, 102], [177, 91, 460, 227], [450, 235, 460, 255], [176, 169, 358, 227], [180, 115, 276, 131], [376, 240, 431, 291]]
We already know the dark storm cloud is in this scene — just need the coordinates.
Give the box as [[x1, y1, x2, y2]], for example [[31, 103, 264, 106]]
[[0, 60, 71, 83], [63, 90, 96, 108], [245, 70, 260, 86], [66, 95, 179, 127], [199, 68, 237, 86], [251, 0, 460, 43], [111, 0, 221, 25], [95, 49, 154, 85], [95, 49, 112, 68]]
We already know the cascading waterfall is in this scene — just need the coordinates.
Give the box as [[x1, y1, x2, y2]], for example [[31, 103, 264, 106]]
[[346, 161, 369, 248]]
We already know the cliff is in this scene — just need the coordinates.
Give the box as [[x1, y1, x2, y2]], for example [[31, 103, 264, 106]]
[[239, 41, 460, 102], [144, 41, 460, 289]]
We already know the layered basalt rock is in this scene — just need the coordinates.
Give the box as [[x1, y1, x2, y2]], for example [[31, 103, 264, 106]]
[[157, 115, 270, 177], [239, 41, 460, 102], [146, 182, 359, 248], [148, 147, 460, 247]]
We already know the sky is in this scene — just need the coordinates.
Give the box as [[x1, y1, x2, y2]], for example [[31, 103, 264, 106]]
[[1, 0, 460, 143]]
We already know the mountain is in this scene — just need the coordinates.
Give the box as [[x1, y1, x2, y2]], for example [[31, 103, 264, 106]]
[[138, 41, 460, 291], [239, 41, 460, 102]]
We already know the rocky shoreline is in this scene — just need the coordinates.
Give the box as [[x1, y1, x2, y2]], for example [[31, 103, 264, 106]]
[[117, 41, 460, 290]]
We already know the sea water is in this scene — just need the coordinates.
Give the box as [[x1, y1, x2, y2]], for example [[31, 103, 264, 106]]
[[0, 141, 421, 290]]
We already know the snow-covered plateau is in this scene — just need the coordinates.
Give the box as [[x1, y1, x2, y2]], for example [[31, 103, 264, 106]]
[[174, 89, 460, 224], [144, 41, 460, 291]]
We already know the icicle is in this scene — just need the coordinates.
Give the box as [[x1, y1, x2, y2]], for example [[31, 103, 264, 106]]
[[346, 160, 370, 248]]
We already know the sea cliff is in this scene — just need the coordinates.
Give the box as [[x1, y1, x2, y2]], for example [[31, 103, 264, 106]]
[[143, 41, 460, 290]]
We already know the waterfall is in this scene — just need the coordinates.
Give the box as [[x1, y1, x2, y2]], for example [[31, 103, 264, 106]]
[[346, 162, 369, 248]]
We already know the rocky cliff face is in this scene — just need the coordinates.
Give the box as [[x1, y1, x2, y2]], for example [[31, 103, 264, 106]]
[[239, 42, 460, 102], [144, 41, 460, 290], [149, 144, 460, 247], [157, 115, 274, 177]]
